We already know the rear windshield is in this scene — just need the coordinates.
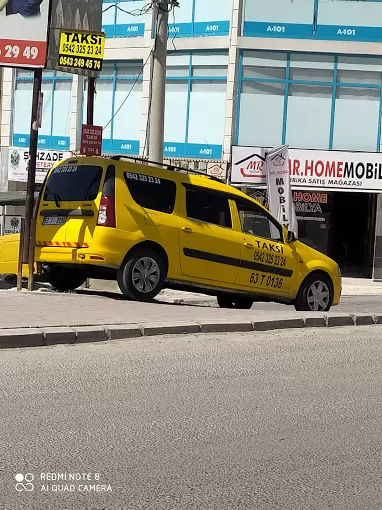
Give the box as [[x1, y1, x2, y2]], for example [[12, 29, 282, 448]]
[[43, 164, 103, 202]]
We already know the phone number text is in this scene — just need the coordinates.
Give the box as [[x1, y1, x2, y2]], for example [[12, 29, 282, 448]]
[[253, 251, 286, 267], [58, 55, 102, 70], [125, 172, 161, 184]]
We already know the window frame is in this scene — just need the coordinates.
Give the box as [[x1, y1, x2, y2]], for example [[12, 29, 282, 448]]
[[236, 50, 382, 152], [13, 70, 72, 150], [184, 184, 233, 230], [235, 197, 284, 243]]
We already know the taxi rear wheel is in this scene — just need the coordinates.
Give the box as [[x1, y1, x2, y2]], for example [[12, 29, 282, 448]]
[[217, 295, 253, 309], [46, 266, 87, 292], [294, 273, 333, 312], [117, 248, 166, 302]]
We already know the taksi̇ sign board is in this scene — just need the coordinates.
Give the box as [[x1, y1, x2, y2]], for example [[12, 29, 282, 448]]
[[80, 124, 103, 156], [58, 29, 105, 73], [0, 0, 50, 67], [8, 148, 71, 183], [231, 146, 382, 192]]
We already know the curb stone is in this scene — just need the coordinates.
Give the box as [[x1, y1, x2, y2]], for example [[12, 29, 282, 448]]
[[0, 314, 380, 350]]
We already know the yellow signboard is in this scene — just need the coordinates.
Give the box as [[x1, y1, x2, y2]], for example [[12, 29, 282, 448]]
[[58, 29, 105, 72]]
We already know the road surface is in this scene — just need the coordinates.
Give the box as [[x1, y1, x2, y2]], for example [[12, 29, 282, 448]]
[[1, 326, 382, 509]]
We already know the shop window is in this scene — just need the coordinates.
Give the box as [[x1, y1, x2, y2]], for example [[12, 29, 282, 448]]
[[83, 62, 142, 155], [12, 70, 72, 150], [102, 0, 146, 38], [243, 0, 315, 38], [238, 82, 284, 147], [316, 0, 382, 42], [164, 52, 227, 159], [286, 85, 332, 150], [169, 0, 231, 37], [187, 81, 227, 149], [236, 50, 382, 152], [332, 87, 380, 152], [164, 81, 189, 151]]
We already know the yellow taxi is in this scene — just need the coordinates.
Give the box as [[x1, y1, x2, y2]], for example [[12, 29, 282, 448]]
[[4, 155, 342, 311]]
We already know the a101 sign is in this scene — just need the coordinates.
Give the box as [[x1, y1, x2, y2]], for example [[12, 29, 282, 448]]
[[0, 0, 50, 67], [58, 29, 105, 73]]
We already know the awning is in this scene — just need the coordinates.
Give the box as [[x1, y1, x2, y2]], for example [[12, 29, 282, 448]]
[[0, 191, 39, 206]]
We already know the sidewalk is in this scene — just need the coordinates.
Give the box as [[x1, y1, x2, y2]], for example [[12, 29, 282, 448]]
[[0, 283, 380, 330], [0, 285, 381, 349]]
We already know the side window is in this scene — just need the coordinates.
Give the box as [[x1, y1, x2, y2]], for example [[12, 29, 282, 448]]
[[236, 200, 283, 242], [186, 187, 232, 228], [124, 172, 176, 214]]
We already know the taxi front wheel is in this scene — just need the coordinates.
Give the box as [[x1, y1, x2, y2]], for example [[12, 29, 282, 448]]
[[117, 248, 166, 302], [294, 273, 333, 312], [217, 295, 253, 309]]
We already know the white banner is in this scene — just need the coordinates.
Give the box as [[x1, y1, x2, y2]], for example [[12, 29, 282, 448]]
[[8, 148, 71, 183], [265, 146, 298, 236], [231, 146, 382, 192]]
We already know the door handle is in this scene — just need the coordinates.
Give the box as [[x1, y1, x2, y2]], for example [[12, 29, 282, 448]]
[[182, 227, 193, 233], [244, 242, 254, 248]]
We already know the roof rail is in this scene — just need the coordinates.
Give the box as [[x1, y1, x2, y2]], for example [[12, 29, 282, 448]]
[[110, 154, 223, 183]]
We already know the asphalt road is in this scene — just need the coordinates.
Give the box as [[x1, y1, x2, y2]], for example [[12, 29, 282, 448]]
[[1, 327, 382, 509]]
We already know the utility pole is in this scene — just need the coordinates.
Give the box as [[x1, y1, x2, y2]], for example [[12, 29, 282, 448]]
[[17, 68, 42, 292], [87, 77, 95, 125], [148, 0, 169, 164]]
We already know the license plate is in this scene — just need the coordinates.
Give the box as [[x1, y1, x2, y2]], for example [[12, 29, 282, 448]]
[[42, 216, 67, 226]]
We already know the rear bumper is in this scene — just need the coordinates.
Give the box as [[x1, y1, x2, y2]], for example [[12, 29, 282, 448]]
[[35, 246, 122, 269]]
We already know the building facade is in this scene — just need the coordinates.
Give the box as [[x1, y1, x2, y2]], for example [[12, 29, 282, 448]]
[[1, 0, 382, 278]]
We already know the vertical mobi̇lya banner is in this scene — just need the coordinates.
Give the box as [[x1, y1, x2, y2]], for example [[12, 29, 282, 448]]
[[46, 0, 103, 76], [265, 145, 299, 237], [0, 0, 50, 67]]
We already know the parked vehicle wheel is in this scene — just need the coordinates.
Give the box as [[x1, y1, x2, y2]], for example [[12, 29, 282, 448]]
[[294, 273, 333, 312], [117, 248, 166, 301], [46, 266, 87, 292], [217, 295, 253, 309]]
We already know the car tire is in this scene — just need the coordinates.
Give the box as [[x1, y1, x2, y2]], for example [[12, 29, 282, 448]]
[[217, 295, 253, 309], [117, 248, 166, 302], [46, 267, 87, 292], [294, 273, 333, 312]]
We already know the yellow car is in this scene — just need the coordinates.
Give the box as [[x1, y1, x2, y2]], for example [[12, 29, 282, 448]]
[[26, 155, 341, 311]]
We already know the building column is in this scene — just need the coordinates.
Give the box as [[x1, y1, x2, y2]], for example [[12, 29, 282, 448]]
[[139, 11, 155, 157], [222, 0, 241, 163]]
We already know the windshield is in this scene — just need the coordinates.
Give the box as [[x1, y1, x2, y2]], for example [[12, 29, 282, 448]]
[[43, 164, 103, 202]]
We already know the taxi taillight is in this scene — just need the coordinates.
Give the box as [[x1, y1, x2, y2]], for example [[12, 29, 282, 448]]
[[97, 195, 116, 228], [96, 164, 116, 228]]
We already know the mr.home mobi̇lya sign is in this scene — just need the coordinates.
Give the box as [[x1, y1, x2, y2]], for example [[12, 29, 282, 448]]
[[231, 146, 382, 192]]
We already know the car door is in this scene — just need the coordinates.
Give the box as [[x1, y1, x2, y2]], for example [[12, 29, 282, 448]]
[[233, 198, 298, 297], [178, 184, 241, 285]]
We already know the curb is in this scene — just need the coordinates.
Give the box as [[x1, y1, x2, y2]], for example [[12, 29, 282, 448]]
[[0, 313, 381, 350]]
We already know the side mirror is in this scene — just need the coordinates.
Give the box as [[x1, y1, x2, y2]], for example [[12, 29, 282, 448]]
[[287, 231, 297, 243]]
